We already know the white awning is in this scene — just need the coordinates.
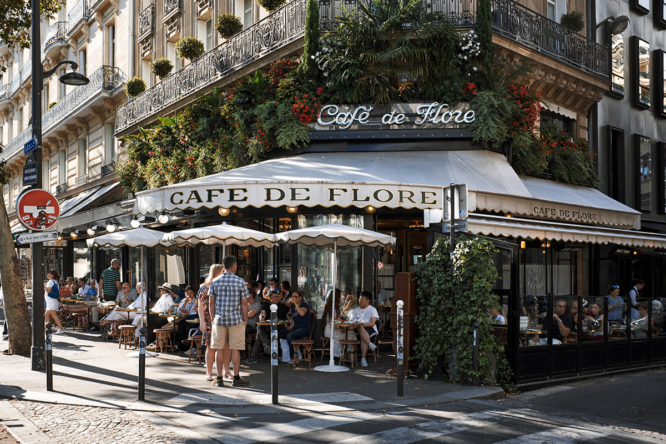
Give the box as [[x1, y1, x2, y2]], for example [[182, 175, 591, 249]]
[[134, 150, 531, 213], [61, 182, 120, 217], [467, 214, 666, 249], [58, 187, 101, 215], [540, 101, 577, 120]]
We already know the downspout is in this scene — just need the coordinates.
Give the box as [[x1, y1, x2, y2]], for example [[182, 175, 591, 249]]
[[129, 0, 136, 77]]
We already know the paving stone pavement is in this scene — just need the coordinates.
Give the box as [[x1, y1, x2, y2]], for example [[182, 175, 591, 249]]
[[10, 401, 192, 444]]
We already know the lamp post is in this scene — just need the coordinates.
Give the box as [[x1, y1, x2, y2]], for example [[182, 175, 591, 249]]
[[30, 0, 89, 371]]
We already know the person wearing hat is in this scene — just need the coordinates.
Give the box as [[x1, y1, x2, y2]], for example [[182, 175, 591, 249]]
[[152, 283, 177, 314]]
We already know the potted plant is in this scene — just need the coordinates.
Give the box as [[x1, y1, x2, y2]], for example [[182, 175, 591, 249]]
[[257, 0, 286, 12], [48, 102, 57, 109], [149, 58, 174, 80], [216, 14, 243, 39], [124, 77, 147, 98], [175, 36, 205, 62], [560, 11, 584, 32]]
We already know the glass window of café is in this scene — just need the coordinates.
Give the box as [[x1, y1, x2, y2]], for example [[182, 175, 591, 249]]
[[152, 245, 188, 290], [518, 241, 583, 297], [72, 240, 91, 281]]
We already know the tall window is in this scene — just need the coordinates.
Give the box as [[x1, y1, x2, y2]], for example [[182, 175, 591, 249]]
[[206, 18, 213, 50], [79, 50, 87, 76], [608, 127, 625, 203], [78, 138, 88, 176], [632, 0, 650, 14], [658, 50, 666, 117], [43, 83, 50, 112], [635, 135, 652, 212], [107, 25, 115, 67], [166, 41, 179, 70], [659, 142, 666, 214], [17, 108, 23, 133], [611, 34, 625, 96], [59, 68, 66, 98], [632, 37, 650, 108], [244, 0, 253, 28], [547, 0, 556, 20]]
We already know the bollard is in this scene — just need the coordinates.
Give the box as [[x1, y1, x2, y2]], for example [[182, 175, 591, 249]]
[[138, 327, 146, 401], [270, 304, 279, 405], [396, 300, 404, 397], [472, 322, 479, 386], [45, 322, 53, 391]]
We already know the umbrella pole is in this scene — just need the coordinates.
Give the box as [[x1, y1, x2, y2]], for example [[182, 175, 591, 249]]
[[223, 241, 226, 259], [329, 240, 336, 367]]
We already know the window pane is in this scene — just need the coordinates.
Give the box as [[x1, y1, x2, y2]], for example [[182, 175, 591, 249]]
[[638, 39, 650, 106], [611, 34, 624, 95], [206, 19, 212, 50], [638, 136, 652, 212], [663, 52, 666, 114], [639, 0, 650, 10]]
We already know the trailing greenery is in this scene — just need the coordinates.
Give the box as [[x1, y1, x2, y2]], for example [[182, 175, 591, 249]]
[[299, 0, 320, 83], [216, 14, 243, 39], [124, 76, 147, 98], [257, 0, 286, 12], [150, 58, 174, 80], [560, 11, 585, 32], [176, 36, 205, 62], [538, 124, 598, 187], [475, 0, 494, 89], [414, 236, 513, 389]]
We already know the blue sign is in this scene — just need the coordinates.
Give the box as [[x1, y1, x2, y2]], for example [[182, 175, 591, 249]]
[[24, 136, 38, 156]]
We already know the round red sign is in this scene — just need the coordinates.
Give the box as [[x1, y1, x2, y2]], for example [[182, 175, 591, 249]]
[[16, 189, 60, 231]]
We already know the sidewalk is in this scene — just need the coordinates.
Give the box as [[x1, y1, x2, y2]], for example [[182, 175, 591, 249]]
[[0, 329, 503, 415]]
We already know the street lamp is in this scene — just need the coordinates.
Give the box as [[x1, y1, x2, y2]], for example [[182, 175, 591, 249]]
[[30, 0, 90, 371]]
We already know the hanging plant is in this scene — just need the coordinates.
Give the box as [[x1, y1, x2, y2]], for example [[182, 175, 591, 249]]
[[175, 36, 205, 62], [257, 0, 286, 12], [215, 14, 243, 39], [560, 11, 585, 32], [124, 76, 147, 98], [149, 58, 174, 80]]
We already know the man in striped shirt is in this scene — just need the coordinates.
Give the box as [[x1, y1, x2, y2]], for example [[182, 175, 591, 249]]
[[99, 259, 121, 302]]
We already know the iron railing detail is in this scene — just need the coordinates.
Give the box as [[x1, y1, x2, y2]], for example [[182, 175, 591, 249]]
[[68, 0, 91, 33], [42, 21, 68, 54], [56, 183, 68, 195], [0, 84, 10, 102], [2, 128, 33, 162], [164, 0, 180, 18], [101, 163, 115, 177], [116, 0, 307, 133], [139, 4, 154, 37]]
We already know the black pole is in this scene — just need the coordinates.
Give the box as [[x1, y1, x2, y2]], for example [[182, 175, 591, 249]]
[[396, 300, 404, 397], [449, 183, 455, 254], [270, 304, 278, 405], [45, 322, 53, 391], [138, 327, 146, 401], [472, 322, 479, 386], [30, 0, 45, 372]]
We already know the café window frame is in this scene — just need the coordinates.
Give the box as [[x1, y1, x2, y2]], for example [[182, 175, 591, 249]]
[[634, 134, 652, 213], [656, 50, 666, 117], [632, 37, 651, 109], [659, 142, 666, 214], [610, 33, 625, 97], [657, 0, 666, 28], [631, 0, 650, 14]]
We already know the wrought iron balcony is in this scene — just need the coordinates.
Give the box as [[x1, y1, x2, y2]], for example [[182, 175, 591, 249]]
[[0, 84, 9, 102], [139, 4, 154, 38], [101, 163, 115, 177], [56, 183, 69, 195], [42, 21, 68, 55], [68, 0, 91, 33], [0, 66, 125, 162], [164, 0, 179, 19], [115, 0, 609, 134]]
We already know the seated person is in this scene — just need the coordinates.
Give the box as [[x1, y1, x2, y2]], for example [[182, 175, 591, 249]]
[[174, 286, 198, 350], [489, 305, 506, 325], [115, 282, 138, 308], [245, 282, 262, 337], [341, 289, 358, 320], [280, 281, 291, 302], [152, 283, 177, 314], [583, 303, 604, 338], [244, 290, 289, 364], [538, 299, 572, 345], [322, 289, 346, 358], [632, 302, 654, 339], [135, 282, 147, 306], [278, 290, 311, 364], [77, 278, 97, 301], [353, 291, 378, 367]]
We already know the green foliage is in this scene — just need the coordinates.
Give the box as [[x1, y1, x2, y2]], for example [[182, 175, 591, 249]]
[[124, 77, 146, 98], [176, 36, 205, 62], [48, 101, 57, 109], [468, 90, 514, 148], [537, 124, 599, 187], [475, 0, 495, 89], [257, 0, 286, 12], [414, 236, 513, 389], [215, 14, 243, 39], [299, 0, 320, 83], [150, 58, 174, 80], [560, 11, 585, 32]]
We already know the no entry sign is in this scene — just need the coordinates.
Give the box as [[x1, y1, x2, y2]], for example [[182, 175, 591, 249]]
[[16, 189, 60, 231]]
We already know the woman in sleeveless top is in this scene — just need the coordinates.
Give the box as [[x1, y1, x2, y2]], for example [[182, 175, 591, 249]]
[[198, 264, 224, 381]]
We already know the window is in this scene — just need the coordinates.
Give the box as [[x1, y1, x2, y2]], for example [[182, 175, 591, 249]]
[[166, 41, 179, 70], [608, 127, 625, 203], [657, 1, 666, 28], [658, 50, 666, 117], [244, 0, 253, 28], [141, 60, 152, 87], [107, 25, 115, 67], [17, 108, 23, 133], [59, 68, 66, 98], [632, 37, 650, 108], [79, 50, 87, 77], [547, 0, 555, 20], [43, 83, 50, 112], [540, 110, 575, 135], [104, 123, 115, 164], [659, 143, 666, 214], [58, 150, 66, 185], [635, 135, 652, 212], [78, 138, 88, 176], [631, 0, 650, 14], [206, 19, 213, 51], [611, 34, 625, 97]]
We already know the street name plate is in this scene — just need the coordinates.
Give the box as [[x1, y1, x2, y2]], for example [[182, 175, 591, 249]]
[[16, 231, 59, 244]]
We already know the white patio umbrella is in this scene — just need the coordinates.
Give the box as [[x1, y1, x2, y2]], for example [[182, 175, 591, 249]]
[[276, 223, 395, 372], [88, 226, 167, 357], [162, 222, 278, 256]]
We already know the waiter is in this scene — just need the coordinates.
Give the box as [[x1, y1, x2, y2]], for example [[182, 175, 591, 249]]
[[628, 279, 644, 322]]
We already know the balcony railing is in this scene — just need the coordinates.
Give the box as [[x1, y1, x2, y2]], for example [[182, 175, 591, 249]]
[[56, 183, 68, 195], [101, 163, 115, 177], [0, 84, 9, 101], [1, 66, 125, 162], [116, 0, 307, 133], [139, 4, 154, 37], [115, 0, 609, 134], [164, 0, 179, 18], [42, 21, 68, 54], [68, 0, 91, 33]]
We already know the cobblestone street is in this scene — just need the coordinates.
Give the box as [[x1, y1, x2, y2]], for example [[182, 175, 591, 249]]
[[10, 401, 190, 444]]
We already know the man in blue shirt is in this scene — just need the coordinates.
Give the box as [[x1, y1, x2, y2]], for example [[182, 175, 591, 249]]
[[279, 290, 311, 364]]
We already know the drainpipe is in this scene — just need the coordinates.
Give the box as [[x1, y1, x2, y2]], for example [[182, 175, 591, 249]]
[[129, 0, 136, 77]]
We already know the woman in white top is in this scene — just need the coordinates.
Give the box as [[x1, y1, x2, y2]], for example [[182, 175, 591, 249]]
[[489, 306, 506, 325], [44, 270, 65, 334]]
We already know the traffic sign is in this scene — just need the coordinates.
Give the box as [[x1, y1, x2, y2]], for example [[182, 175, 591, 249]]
[[24, 136, 38, 156], [442, 184, 468, 222], [15, 189, 60, 231], [23, 155, 37, 186], [444, 220, 468, 232], [16, 231, 59, 245]]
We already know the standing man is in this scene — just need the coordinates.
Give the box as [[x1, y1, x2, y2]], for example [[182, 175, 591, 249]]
[[209, 256, 250, 388], [629, 279, 644, 321], [353, 291, 379, 367], [99, 259, 121, 302]]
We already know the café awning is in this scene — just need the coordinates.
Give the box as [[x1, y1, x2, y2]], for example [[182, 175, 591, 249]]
[[467, 214, 666, 249]]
